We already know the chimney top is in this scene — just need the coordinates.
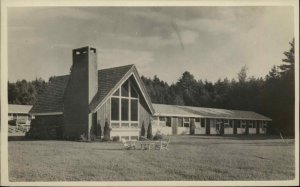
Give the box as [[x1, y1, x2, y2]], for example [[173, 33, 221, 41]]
[[73, 46, 96, 55]]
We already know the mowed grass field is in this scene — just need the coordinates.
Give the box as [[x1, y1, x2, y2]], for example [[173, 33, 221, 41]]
[[8, 135, 295, 181]]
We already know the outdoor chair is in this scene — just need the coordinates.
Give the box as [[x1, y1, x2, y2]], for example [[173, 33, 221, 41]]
[[155, 138, 170, 151], [121, 138, 136, 150]]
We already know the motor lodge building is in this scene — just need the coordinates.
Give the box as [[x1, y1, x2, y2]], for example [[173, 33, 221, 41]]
[[29, 46, 271, 140]]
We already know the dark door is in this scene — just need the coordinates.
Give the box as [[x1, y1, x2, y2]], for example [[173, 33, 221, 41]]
[[256, 121, 260, 134], [206, 118, 210, 135], [245, 120, 249, 135], [233, 120, 237, 134]]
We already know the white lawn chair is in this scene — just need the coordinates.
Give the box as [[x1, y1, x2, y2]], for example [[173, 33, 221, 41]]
[[121, 138, 135, 150], [155, 138, 170, 151]]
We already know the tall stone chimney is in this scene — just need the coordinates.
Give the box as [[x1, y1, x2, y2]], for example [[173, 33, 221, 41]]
[[63, 46, 98, 139]]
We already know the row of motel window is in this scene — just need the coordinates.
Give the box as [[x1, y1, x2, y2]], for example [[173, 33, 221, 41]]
[[110, 79, 139, 128], [8, 113, 32, 121], [153, 117, 268, 128]]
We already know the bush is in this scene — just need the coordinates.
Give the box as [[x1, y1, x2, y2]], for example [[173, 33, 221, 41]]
[[112, 136, 120, 142], [153, 133, 163, 140], [103, 120, 111, 141], [147, 122, 153, 139], [141, 122, 146, 137]]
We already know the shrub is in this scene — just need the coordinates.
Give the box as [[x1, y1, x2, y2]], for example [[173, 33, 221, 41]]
[[153, 133, 163, 140], [98, 121, 102, 138], [103, 120, 111, 141], [141, 122, 145, 137], [112, 136, 120, 142], [147, 122, 153, 139]]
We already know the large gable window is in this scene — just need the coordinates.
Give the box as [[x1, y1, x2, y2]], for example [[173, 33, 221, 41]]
[[111, 98, 119, 120], [111, 79, 139, 128]]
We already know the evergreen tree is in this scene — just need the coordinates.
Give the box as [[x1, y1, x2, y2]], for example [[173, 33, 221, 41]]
[[141, 121, 146, 137], [147, 122, 153, 139]]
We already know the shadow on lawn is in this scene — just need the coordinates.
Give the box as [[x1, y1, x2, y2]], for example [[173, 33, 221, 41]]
[[186, 134, 291, 140]]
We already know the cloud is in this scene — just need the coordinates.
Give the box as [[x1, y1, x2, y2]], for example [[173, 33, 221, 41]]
[[98, 49, 154, 75], [7, 6, 294, 84]]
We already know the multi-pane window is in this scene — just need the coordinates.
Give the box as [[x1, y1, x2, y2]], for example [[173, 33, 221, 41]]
[[110, 79, 139, 128], [224, 119, 229, 128], [200, 118, 205, 128], [183, 117, 190, 127], [159, 117, 166, 121], [249, 120, 253, 128], [131, 100, 138, 121], [166, 117, 171, 127], [111, 98, 119, 120], [241, 120, 246, 128], [262, 121, 267, 128], [237, 120, 241, 128]]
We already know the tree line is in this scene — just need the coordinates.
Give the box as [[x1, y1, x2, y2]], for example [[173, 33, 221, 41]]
[[8, 39, 295, 136], [141, 39, 295, 136]]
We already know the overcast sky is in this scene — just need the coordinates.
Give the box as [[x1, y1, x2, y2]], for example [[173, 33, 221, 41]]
[[8, 6, 294, 84]]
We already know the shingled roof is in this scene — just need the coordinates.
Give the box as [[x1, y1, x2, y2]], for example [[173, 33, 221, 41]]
[[89, 64, 134, 110], [153, 104, 272, 121], [8, 104, 32, 114], [30, 64, 134, 114]]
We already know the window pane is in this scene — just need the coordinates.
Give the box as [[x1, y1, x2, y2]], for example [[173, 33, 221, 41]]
[[131, 99, 138, 121], [184, 117, 189, 122], [153, 116, 158, 121], [195, 118, 200, 122], [131, 85, 138, 98], [111, 98, 119, 120], [121, 81, 129, 97], [166, 117, 171, 127], [111, 123, 120, 128], [113, 89, 119, 96], [184, 123, 189, 127], [121, 136, 129, 140], [131, 123, 138, 128], [159, 117, 166, 121], [121, 123, 129, 127], [121, 99, 129, 121]]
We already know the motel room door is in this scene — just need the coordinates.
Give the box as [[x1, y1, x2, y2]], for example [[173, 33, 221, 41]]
[[171, 117, 178, 135]]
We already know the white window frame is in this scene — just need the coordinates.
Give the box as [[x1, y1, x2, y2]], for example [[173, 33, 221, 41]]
[[249, 120, 254, 128], [183, 117, 190, 128], [110, 79, 139, 128], [159, 117, 166, 121], [241, 120, 246, 128], [200, 118, 206, 128], [262, 121, 267, 128], [223, 119, 230, 128]]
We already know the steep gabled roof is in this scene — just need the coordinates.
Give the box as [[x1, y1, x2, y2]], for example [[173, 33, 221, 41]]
[[30, 64, 154, 115], [90, 65, 155, 114], [153, 104, 272, 121], [8, 104, 32, 114], [89, 64, 134, 111]]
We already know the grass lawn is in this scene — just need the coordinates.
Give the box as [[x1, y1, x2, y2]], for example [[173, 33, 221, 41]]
[[8, 135, 295, 181]]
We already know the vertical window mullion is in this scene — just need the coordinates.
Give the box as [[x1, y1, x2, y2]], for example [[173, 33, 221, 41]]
[[129, 80, 131, 127], [119, 87, 121, 127]]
